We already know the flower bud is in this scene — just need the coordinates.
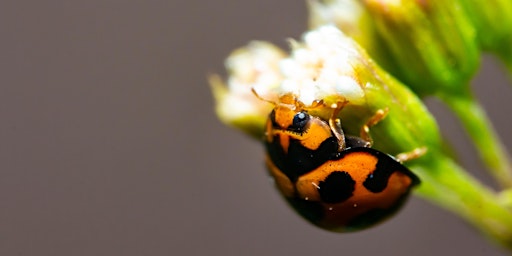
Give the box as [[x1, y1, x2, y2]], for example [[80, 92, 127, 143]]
[[458, 0, 512, 72], [361, 0, 480, 96], [308, 0, 374, 52], [458, 0, 512, 55], [308, 0, 399, 76]]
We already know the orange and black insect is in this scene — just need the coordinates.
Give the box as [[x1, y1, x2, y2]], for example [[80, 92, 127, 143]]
[[255, 90, 424, 232]]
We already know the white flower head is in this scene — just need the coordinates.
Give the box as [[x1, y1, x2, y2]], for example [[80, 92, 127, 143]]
[[279, 25, 365, 106], [309, 0, 367, 37], [210, 41, 286, 130], [211, 26, 371, 136], [226, 41, 285, 98]]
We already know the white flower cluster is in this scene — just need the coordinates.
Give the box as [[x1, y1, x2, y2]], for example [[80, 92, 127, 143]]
[[279, 25, 365, 105], [211, 25, 368, 131], [309, 0, 366, 37], [211, 41, 285, 122]]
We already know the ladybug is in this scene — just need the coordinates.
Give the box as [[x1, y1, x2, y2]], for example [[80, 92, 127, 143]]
[[254, 90, 424, 232]]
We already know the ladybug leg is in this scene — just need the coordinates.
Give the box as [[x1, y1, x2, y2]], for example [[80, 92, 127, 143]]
[[360, 108, 389, 147], [395, 147, 428, 163], [329, 100, 348, 151]]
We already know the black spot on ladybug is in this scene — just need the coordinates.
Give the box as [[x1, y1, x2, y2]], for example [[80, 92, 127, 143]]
[[362, 151, 400, 193], [363, 172, 389, 193], [266, 136, 339, 182], [318, 171, 355, 203], [363, 151, 401, 193], [352, 148, 419, 193]]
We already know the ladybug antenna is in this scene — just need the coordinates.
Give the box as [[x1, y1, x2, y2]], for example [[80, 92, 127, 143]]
[[251, 87, 277, 106], [252, 87, 309, 111]]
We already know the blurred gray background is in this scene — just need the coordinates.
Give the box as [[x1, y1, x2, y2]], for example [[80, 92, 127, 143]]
[[0, 1, 511, 255]]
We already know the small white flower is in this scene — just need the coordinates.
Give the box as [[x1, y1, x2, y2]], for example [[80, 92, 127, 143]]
[[211, 26, 371, 135], [225, 41, 285, 99], [280, 25, 365, 105], [209, 41, 286, 136]]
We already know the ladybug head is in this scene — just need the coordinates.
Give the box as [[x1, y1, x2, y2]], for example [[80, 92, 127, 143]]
[[251, 88, 324, 132]]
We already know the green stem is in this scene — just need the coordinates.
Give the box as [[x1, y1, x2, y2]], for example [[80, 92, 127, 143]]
[[411, 153, 512, 249], [499, 189, 512, 210], [439, 89, 512, 189]]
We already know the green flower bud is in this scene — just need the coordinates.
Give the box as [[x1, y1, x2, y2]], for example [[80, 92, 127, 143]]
[[362, 0, 479, 96], [308, 0, 399, 77], [308, 0, 375, 53], [458, 0, 512, 54], [458, 0, 512, 72]]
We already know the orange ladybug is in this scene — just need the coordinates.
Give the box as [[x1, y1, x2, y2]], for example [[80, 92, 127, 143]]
[[255, 90, 424, 232]]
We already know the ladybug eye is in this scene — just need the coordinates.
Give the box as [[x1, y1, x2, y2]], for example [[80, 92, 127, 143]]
[[291, 111, 310, 132]]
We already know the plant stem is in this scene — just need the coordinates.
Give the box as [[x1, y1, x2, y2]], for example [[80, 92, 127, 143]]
[[411, 153, 512, 249], [499, 189, 512, 210], [439, 89, 512, 189]]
